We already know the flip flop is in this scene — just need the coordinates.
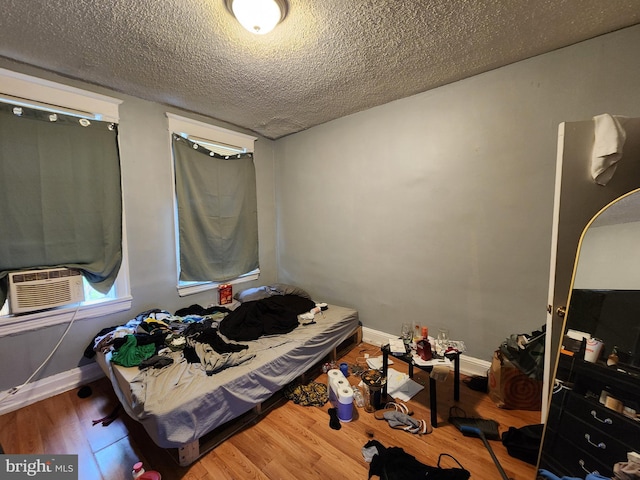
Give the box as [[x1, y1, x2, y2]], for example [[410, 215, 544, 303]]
[[383, 411, 432, 435], [391, 418, 430, 435], [373, 401, 413, 420]]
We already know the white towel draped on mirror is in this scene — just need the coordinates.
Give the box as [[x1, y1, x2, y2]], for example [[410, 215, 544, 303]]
[[591, 113, 628, 186]]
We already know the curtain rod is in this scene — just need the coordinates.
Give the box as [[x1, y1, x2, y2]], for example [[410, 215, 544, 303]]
[[0, 93, 98, 120], [187, 134, 246, 154]]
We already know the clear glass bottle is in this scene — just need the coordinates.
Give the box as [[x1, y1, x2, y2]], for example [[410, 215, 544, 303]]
[[411, 324, 421, 345]]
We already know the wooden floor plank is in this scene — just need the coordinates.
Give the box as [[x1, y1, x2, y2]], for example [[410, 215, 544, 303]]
[[228, 421, 283, 471], [196, 451, 238, 480], [15, 407, 44, 454], [211, 442, 271, 480]]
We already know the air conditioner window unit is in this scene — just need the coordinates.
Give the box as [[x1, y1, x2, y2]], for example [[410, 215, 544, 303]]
[[8, 268, 85, 314]]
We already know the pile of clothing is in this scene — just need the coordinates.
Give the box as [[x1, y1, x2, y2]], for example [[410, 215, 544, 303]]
[[88, 306, 254, 375], [362, 440, 470, 480]]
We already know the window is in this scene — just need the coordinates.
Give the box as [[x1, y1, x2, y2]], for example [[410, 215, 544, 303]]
[[0, 68, 131, 336], [167, 113, 259, 296]]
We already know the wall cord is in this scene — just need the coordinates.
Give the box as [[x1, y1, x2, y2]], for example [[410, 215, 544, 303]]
[[0, 304, 81, 407]]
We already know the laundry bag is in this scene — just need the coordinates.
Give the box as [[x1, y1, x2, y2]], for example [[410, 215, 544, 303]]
[[488, 350, 542, 410]]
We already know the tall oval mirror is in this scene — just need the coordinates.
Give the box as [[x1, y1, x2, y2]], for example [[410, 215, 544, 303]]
[[539, 188, 640, 477]]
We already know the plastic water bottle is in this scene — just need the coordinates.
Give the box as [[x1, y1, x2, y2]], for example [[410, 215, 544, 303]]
[[132, 462, 145, 479], [132, 462, 162, 480], [140, 471, 162, 479], [352, 387, 365, 408]]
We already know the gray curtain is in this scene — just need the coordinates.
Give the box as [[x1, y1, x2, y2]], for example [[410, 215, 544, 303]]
[[172, 135, 258, 282], [0, 103, 122, 305]]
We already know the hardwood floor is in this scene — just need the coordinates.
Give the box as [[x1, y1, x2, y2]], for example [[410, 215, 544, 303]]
[[0, 342, 542, 479]]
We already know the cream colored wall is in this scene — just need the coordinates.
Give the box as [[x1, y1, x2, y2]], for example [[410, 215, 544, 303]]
[[274, 25, 640, 360]]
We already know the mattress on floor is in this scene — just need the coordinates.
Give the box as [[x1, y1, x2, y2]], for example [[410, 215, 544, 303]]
[[96, 304, 359, 448]]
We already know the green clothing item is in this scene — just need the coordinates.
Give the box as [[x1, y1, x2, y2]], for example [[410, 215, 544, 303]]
[[111, 334, 156, 367]]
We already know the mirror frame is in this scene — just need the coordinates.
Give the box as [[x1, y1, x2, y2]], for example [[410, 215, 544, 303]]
[[538, 187, 640, 470]]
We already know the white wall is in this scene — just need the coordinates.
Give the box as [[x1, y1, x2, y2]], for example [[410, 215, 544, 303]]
[[0, 61, 278, 391], [274, 25, 640, 360]]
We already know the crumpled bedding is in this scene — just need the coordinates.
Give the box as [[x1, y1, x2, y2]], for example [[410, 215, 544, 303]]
[[95, 303, 359, 448], [219, 294, 316, 341], [187, 340, 254, 376]]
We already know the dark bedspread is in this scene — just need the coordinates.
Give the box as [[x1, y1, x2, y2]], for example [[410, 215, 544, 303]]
[[220, 294, 316, 341]]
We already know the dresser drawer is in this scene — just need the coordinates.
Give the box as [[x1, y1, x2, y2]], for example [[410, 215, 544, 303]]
[[544, 428, 612, 478], [566, 393, 640, 449], [539, 451, 572, 478], [558, 411, 630, 469]]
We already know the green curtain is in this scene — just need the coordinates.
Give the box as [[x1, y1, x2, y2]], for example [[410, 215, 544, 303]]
[[0, 103, 122, 305], [172, 134, 258, 282]]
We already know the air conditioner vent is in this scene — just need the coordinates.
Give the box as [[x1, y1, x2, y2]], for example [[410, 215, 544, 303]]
[[8, 268, 85, 314]]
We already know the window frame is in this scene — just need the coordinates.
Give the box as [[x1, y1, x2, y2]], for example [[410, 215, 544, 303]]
[[0, 68, 132, 337], [166, 113, 259, 297]]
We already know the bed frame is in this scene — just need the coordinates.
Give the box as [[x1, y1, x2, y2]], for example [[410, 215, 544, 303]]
[[95, 304, 361, 466], [174, 323, 361, 466]]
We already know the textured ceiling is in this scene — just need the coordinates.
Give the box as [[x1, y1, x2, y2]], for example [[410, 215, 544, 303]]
[[1, 1, 639, 140]]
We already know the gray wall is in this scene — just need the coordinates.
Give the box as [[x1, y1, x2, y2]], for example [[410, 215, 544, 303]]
[[575, 220, 640, 289], [274, 25, 640, 360], [0, 61, 278, 390]]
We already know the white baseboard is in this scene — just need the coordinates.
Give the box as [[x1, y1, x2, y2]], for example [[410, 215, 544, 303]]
[[0, 362, 105, 415], [362, 326, 491, 378]]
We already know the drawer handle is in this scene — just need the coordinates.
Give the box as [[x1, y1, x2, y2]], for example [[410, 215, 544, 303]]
[[590, 410, 613, 425], [579, 459, 600, 475], [584, 433, 606, 449]]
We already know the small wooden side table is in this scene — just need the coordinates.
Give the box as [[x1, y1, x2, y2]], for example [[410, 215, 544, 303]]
[[380, 344, 461, 428]]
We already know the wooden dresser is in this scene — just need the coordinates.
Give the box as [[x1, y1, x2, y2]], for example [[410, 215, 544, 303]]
[[540, 353, 640, 477]]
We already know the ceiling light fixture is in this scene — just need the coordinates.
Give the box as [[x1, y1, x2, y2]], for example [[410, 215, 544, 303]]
[[225, 0, 288, 35]]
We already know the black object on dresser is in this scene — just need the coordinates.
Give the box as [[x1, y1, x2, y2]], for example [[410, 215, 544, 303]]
[[540, 353, 640, 477]]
